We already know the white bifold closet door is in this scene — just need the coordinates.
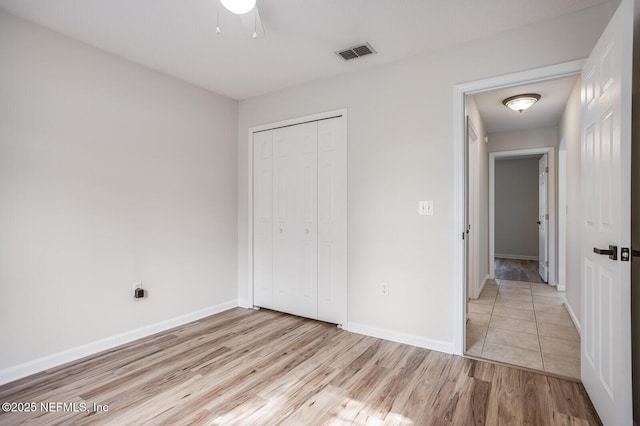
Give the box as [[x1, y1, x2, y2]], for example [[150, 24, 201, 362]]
[[253, 116, 346, 325], [272, 121, 318, 319]]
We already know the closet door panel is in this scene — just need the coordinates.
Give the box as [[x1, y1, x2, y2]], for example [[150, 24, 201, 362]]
[[254, 116, 345, 324], [253, 130, 274, 309], [272, 123, 318, 319], [272, 128, 292, 310], [317, 117, 347, 325], [298, 123, 318, 316]]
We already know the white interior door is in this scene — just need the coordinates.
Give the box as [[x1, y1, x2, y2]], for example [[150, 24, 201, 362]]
[[253, 130, 274, 309], [463, 116, 470, 312], [580, 0, 633, 423], [252, 113, 347, 325], [317, 117, 347, 325], [272, 122, 318, 319], [467, 121, 479, 298], [538, 154, 549, 282]]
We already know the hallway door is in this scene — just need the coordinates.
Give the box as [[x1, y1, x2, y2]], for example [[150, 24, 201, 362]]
[[538, 154, 549, 282], [580, 0, 633, 423], [467, 120, 479, 298]]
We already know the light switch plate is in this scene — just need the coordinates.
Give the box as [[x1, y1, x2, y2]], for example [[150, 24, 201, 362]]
[[418, 201, 434, 216]]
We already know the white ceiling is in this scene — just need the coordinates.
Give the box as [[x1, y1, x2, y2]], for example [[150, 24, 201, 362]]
[[0, 0, 607, 100], [471, 75, 580, 134]]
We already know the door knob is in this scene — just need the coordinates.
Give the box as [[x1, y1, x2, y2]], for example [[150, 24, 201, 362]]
[[537, 221, 541, 225], [593, 245, 617, 260]]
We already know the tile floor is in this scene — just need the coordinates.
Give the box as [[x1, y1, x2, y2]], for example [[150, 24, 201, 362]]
[[466, 278, 580, 379]]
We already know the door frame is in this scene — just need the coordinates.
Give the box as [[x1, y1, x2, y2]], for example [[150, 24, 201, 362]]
[[558, 137, 567, 291], [245, 108, 348, 320], [452, 60, 583, 355], [489, 148, 555, 282]]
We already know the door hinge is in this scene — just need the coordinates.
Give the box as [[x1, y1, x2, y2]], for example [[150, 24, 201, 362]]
[[545, 213, 549, 220], [545, 166, 549, 173]]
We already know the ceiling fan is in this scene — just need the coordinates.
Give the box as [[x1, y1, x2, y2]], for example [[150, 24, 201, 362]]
[[217, 0, 265, 39]]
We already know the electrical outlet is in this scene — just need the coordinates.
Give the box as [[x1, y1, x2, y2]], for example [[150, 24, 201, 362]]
[[380, 283, 389, 296], [133, 281, 144, 300]]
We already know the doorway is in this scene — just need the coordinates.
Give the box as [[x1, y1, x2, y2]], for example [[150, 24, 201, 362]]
[[456, 66, 580, 378], [469, 144, 579, 378], [489, 148, 555, 284], [493, 153, 548, 284], [453, 60, 584, 356], [458, 2, 634, 422]]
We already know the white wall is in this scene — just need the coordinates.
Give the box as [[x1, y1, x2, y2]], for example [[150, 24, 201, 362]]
[[0, 13, 238, 374], [495, 158, 540, 259], [558, 78, 582, 326], [237, 4, 613, 350], [487, 126, 559, 153], [465, 97, 490, 291]]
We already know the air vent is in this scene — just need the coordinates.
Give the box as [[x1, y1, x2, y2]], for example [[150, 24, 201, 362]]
[[336, 42, 376, 61]]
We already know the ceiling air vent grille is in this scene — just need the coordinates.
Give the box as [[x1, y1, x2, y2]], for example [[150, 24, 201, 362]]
[[336, 43, 376, 61]]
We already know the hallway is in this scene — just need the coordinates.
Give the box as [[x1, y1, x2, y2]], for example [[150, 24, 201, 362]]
[[466, 278, 580, 380]]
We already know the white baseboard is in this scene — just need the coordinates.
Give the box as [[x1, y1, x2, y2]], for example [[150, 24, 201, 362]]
[[346, 322, 454, 354], [0, 299, 238, 386], [495, 254, 539, 261], [477, 274, 490, 297], [557, 284, 566, 291], [469, 274, 490, 300], [563, 299, 581, 336]]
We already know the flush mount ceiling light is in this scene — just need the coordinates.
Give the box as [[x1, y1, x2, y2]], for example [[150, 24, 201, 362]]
[[502, 93, 541, 113], [220, 0, 256, 14]]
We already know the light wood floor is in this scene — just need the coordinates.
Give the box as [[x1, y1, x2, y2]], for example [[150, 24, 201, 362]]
[[0, 308, 600, 425]]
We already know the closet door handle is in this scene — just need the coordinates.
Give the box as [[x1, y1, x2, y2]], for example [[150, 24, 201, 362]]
[[278, 228, 283, 234], [593, 245, 617, 260], [304, 228, 310, 234]]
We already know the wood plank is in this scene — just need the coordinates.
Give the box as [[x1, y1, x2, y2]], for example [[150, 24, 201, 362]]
[[0, 308, 601, 425]]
